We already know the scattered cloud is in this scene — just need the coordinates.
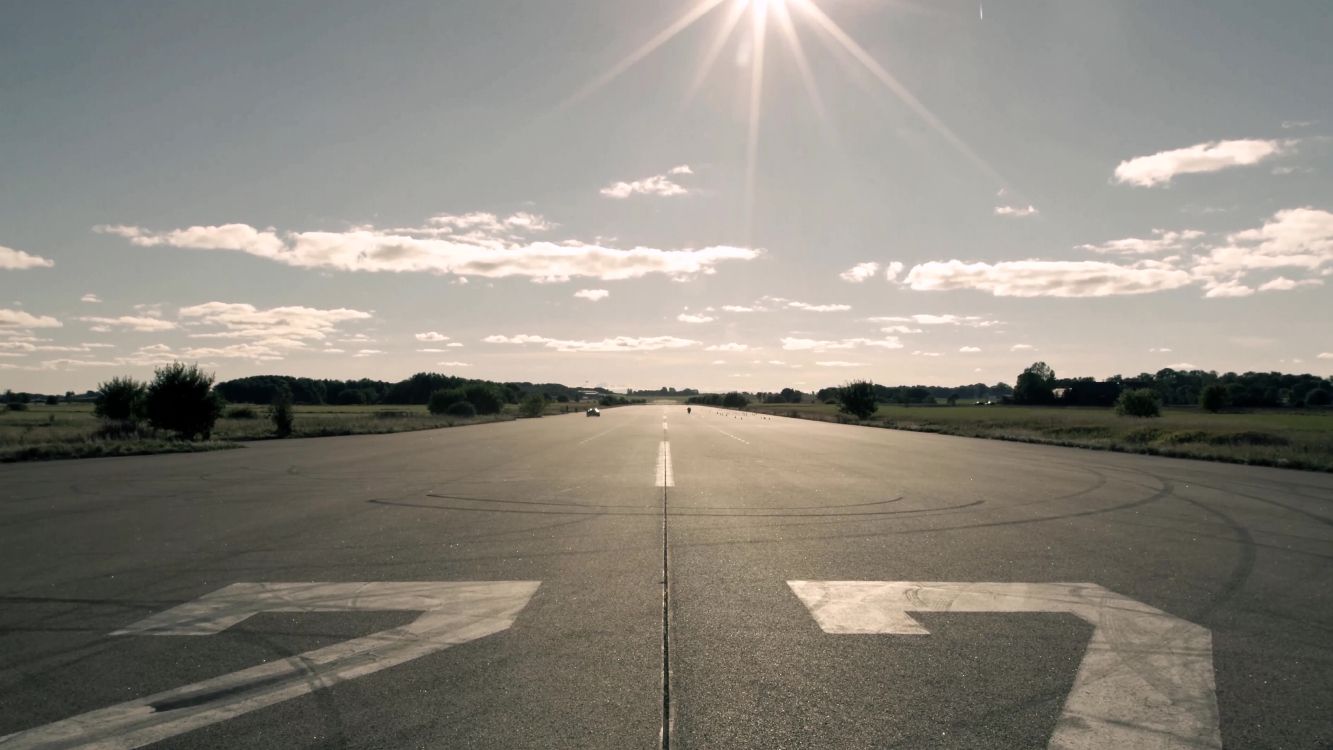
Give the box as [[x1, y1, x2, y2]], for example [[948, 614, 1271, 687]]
[[1281, 120, 1317, 129], [0, 309, 61, 329], [483, 334, 699, 352], [80, 293, 102, 303], [815, 361, 866, 367], [1166, 362, 1199, 370], [1192, 208, 1333, 292], [781, 336, 902, 352], [912, 350, 942, 357], [96, 215, 759, 282], [839, 262, 880, 283], [1113, 138, 1289, 187], [677, 313, 715, 324], [437, 361, 471, 367], [870, 314, 1001, 328], [879, 325, 923, 334], [1258, 276, 1323, 292], [415, 331, 450, 342], [1010, 344, 1036, 352], [352, 349, 383, 357], [574, 289, 610, 302], [901, 259, 1193, 297], [1078, 229, 1204, 255], [1317, 352, 1333, 360], [994, 204, 1038, 218], [180, 303, 371, 348], [0, 244, 55, 270], [884, 261, 905, 282], [706, 343, 749, 352], [721, 305, 760, 313], [79, 315, 177, 333], [959, 346, 981, 353], [1149, 347, 1173, 353], [600, 165, 694, 199]]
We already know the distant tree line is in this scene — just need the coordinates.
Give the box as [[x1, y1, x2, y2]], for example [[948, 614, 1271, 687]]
[[687, 392, 751, 408], [1011, 362, 1333, 409], [212, 373, 607, 407], [627, 387, 700, 396]]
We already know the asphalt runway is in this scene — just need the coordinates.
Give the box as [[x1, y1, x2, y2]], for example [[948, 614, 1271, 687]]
[[1, 405, 1330, 748]]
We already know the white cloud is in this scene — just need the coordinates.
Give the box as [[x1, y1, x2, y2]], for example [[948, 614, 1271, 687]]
[[323, 348, 346, 354], [574, 289, 610, 302], [677, 313, 715, 324], [1078, 229, 1204, 255], [1258, 277, 1323, 292], [785, 301, 851, 312], [870, 314, 1001, 328], [79, 315, 177, 332], [994, 204, 1038, 218], [884, 261, 905, 282], [959, 346, 981, 353], [711, 359, 727, 365], [1203, 281, 1255, 298], [415, 331, 450, 342], [599, 166, 694, 199], [0, 309, 61, 329], [97, 219, 758, 282], [1113, 138, 1288, 187], [1317, 352, 1333, 360], [484, 334, 699, 352], [352, 349, 383, 358], [721, 305, 760, 313], [781, 336, 902, 352], [447, 342, 464, 347], [912, 351, 943, 357], [1281, 120, 1316, 129], [880, 325, 923, 334], [1010, 344, 1036, 352], [706, 343, 749, 352], [1194, 208, 1333, 282], [417, 348, 449, 353], [80, 293, 102, 303], [180, 343, 285, 361], [839, 262, 880, 283], [1149, 347, 1173, 353], [902, 259, 1193, 297], [1166, 362, 1200, 370], [437, 361, 471, 367], [815, 361, 867, 367], [179, 303, 371, 348], [0, 245, 55, 270]]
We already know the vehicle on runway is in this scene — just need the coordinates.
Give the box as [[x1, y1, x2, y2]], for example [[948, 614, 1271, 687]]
[[586, 407, 600, 417]]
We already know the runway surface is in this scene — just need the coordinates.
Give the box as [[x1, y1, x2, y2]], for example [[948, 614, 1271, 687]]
[[2, 405, 1330, 748]]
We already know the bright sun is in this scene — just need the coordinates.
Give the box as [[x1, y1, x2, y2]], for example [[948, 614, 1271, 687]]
[[564, 0, 997, 233]]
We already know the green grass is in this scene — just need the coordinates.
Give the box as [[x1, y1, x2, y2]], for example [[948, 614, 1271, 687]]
[[746, 402, 1333, 472], [0, 400, 603, 462]]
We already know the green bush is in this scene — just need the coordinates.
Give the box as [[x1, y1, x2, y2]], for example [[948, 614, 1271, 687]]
[[225, 406, 259, 419], [518, 393, 547, 418], [837, 380, 878, 420], [1115, 388, 1161, 418], [269, 389, 294, 437], [94, 376, 146, 422], [1200, 384, 1227, 413], [45, 395, 59, 406], [428, 388, 466, 415], [6, 401, 29, 412], [1307, 388, 1332, 407], [144, 363, 223, 440], [721, 391, 749, 409], [463, 383, 504, 415], [445, 401, 477, 418]]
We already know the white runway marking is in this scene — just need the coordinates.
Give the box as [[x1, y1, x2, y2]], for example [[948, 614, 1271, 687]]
[[788, 581, 1220, 750], [709, 425, 749, 445], [1, 581, 540, 750], [656, 440, 674, 487]]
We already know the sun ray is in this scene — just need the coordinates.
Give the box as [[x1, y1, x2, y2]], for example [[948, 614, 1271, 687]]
[[743, 0, 771, 241], [789, 0, 1004, 185], [559, 0, 728, 110], [684, 0, 751, 105], [771, 0, 828, 125]]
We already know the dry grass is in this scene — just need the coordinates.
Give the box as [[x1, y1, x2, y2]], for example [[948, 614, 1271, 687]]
[[746, 402, 1333, 472]]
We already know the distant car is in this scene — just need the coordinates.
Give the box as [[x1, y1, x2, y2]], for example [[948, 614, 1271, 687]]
[[586, 407, 600, 417]]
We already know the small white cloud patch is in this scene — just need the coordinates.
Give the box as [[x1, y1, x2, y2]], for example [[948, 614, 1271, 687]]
[[574, 289, 610, 302]]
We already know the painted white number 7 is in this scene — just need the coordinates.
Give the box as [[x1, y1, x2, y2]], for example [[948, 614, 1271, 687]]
[[0, 581, 540, 750], [789, 581, 1221, 750]]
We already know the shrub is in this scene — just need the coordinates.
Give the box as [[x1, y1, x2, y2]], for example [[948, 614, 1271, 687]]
[[269, 388, 294, 437], [225, 406, 259, 419], [1200, 384, 1228, 413], [837, 380, 878, 420], [6, 402, 28, 412], [144, 362, 223, 440], [445, 401, 477, 418], [721, 391, 749, 409], [94, 376, 146, 422], [556, 394, 569, 403], [428, 388, 466, 415], [518, 393, 547, 418], [1306, 388, 1332, 407], [463, 383, 504, 415], [335, 388, 369, 405], [1115, 388, 1161, 418], [45, 395, 59, 406]]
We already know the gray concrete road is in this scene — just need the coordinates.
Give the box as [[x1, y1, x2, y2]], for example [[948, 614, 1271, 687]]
[[1, 405, 1330, 748]]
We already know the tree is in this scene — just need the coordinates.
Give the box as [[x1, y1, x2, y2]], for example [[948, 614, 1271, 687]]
[[463, 383, 504, 415], [837, 380, 878, 420], [269, 387, 294, 437], [721, 391, 749, 409], [1306, 388, 1332, 407], [94, 376, 147, 422], [1200, 384, 1228, 413], [445, 401, 477, 418], [946, 393, 959, 406], [45, 394, 59, 406], [144, 363, 223, 439], [428, 388, 466, 415], [518, 393, 547, 418], [1014, 362, 1056, 405], [1116, 388, 1161, 418]]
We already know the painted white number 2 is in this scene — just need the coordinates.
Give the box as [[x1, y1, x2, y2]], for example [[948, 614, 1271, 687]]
[[789, 581, 1221, 750], [0, 581, 540, 750]]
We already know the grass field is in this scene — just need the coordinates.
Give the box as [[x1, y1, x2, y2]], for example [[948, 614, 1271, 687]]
[[0, 400, 602, 462], [746, 402, 1333, 472]]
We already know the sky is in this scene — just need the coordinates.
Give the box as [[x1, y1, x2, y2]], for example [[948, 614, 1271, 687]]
[[2, 0, 1331, 393]]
